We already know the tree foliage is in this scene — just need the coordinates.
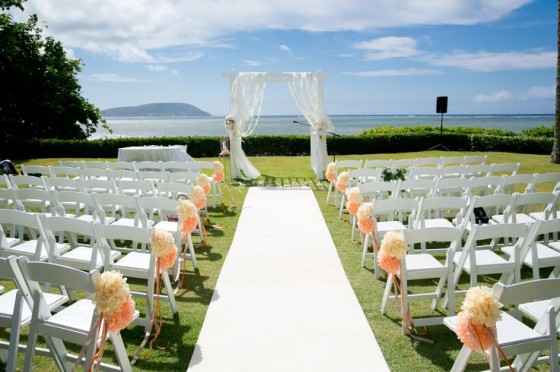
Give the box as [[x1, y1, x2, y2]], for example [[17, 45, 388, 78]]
[[0, 0, 104, 148]]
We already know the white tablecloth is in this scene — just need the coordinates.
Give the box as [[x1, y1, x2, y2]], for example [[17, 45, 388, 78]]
[[117, 145, 193, 162]]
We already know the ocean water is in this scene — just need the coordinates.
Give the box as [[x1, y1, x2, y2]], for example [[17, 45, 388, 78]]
[[89, 114, 554, 139]]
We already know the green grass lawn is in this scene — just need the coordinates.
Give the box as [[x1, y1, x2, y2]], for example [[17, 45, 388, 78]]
[[2, 151, 560, 371]]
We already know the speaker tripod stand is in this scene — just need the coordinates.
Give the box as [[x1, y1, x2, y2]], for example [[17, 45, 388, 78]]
[[427, 112, 449, 151]]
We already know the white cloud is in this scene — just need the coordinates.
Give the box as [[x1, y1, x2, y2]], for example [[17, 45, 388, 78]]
[[353, 36, 422, 60], [475, 90, 514, 102], [18, 0, 532, 62], [86, 73, 146, 83], [147, 65, 167, 72], [278, 44, 292, 53], [521, 85, 555, 99], [344, 68, 442, 77], [244, 60, 264, 66], [427, 51, 555, 71]]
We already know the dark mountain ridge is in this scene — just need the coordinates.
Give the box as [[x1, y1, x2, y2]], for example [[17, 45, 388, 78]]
[[101, 102, 211, 117]]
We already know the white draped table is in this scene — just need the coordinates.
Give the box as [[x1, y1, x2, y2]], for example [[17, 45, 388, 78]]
[[117, 145, 193, 162]]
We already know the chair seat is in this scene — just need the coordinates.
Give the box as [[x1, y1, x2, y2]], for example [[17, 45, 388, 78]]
[[453, 250, 514, 273], [0, 290, 32, 324], [113, 252, 151, 278], [376, 221, 406, 233], [77, 215, 115, 225], [54, 246, 121, 271], [154, 220, 179, 234], [3, 240, 49, 261], [405, 254, 446, 279], [502, 243, 560, 267], [493, 213, 535, 225], [6, 237, 21, 247], [112, 218, 154, 228], [445, 311, 545, 348], [43, 299, 95, 343], [422, 218, 455, 229], [529, 211, 547, 221]]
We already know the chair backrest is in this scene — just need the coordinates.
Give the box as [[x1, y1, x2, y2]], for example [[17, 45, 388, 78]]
[[347, 168, 381, 184], [82, 160, 108, 169], [133, 160, 163, 171], [394, 178, 435, 199], [0, 209, 48, 261], [57, 160, 83, 169], [431, 177, 472, 198], [334, 159, 362, 170], [462, 155, 487, 166], [168, 171, 198, 184], [161, 161, 191, 172], [372, 197, 418, 227], [465, 193, 514, 224], [403, 226, 462, 254], [363, 159, 393, 169], [137, 196, 181, 223], [93, 193, 148, 227], [81, 178, 118, 194], [439, 156, 465, 167], [493, 278, 560, 307], [11, 187, 55, 214], [79, 167, 110, 180], [415, 157, 442, 168], [52, 190, 97, 220], [529, 172, 560, 193], [439, 165, 466, 179], [498, 174, 537, 194], [392, 158, 417, 168], [358, 180, 397, 201], [188, 161, 216, 173], [505, 192, 557, 222], [156, 181, 194, 200], [414, 196, 468, 228], [49, 165, 80, 179], [109, 169, 138, 181], [93, 222, 153, 255], [20, 165, 52, 177], [7, 174, 46, 189], [467, 175, 504, 196], [116, 179, 156, 196], [463, 164, 492, 179], [490, 162, 520, 176], [136, 170, 170, 183], [107, 161, 136, 171], [44, 176, 83, 192], [408, 167, 441, 180]]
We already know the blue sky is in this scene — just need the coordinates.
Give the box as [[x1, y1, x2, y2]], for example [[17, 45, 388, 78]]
[[13, 0, 557, 116]]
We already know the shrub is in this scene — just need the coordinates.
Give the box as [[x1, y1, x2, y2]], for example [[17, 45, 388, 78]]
[[521, 125, 553, 138]]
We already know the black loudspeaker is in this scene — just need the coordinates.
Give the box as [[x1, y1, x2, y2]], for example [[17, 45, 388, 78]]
[[436, 96, 448, 114]]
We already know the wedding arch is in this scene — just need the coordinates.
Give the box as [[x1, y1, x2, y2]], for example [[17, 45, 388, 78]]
[[223, 70, 333, 180]]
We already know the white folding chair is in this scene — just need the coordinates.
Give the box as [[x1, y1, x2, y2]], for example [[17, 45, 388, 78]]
[[463, 164, 492, 179], [361, 198, 419, 275], [381, 227, 462, 333], [407, 167, 441, 180], [462, 194, 514, 233], [438, 165, 466, 179], [93, 224, 178, 330], [357, 180, 397, 202], [109, 169, 139, 182], [116, 179, 157, 197], [7, 174, 46, 190], [137, 196, 199, 271], [162, 161, 191, 173], [40, 215, 120, 272], [53, 190, 111, 224], [431, 177, 471, 197], [439, 156, 465, 167], [415, 157, 442, 168], [413, 196, 468, 232], [462, 154, 487, 166], [44, 176, 84, 193], [0, 210, 65, 261], [57, 160, 83, 169], [492, 192, 556, 224], [392, 158, 417, 168], [326, 160, 362, 207], [18, 256, 137, 371], [168, 171, 198, 184], [502, 218, 560, 280], [444, 279, 560, 372], [107, 161, 136, 171], [450, 222, 531, 292], [81, 178, 118, 194], [82, 160, 108, 169], [93, 193, 153, 228], [79, 167, 110, 181], [136, 170, 170, 184], [394, 178, 435, 199], [156, 181, 194, 200], [363, 159, 393, 169], [0, 255, 69, 372], [10, 187, 54, 215]]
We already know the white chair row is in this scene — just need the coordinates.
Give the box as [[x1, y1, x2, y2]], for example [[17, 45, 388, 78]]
[[40, 159, 215, 173], [332, 155, 489, 171], [0, 255, 138, 370]]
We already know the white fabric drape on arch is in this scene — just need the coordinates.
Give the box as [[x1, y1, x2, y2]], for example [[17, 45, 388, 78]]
[[225, 72, 267, 179], [285, 72, 333, 180]]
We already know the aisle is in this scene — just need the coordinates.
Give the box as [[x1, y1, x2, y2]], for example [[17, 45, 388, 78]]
[[187, 187, 389, 371]]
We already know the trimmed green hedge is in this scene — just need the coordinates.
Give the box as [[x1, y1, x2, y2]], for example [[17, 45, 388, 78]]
[[3, 133, 554, 160]]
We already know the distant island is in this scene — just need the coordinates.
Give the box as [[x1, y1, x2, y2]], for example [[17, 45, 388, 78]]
[[101, 102, 211, 117]]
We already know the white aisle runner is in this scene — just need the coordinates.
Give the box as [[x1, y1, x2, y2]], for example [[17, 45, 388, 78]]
[[187, 187, 389, 371]]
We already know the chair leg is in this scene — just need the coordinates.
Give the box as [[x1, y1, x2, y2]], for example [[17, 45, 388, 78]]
[[326, 182, 333, 204], [381, 274, 394, 315], [6, 291, 23, 372], [163, 274, 178, 314], [451, 345, 473, 372], [361, 234, 370, 268], [109, 332, 133, 372]]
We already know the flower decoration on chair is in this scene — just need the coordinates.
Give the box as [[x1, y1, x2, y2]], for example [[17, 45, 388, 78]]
[[377, 231, 407, 275], [87, 270, 135, 369], [335, 171, 349, 192], [191, 185, 207, 210], [456, 286, 503, 355], [326, 162, 337, 183], [213, 161, 225, 183], [151, 229, 178, 273], [178, 199, 198, 235], [196, 173, 211, 194], [346, 187, 361, 216], [357, 202, 375, 234]]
